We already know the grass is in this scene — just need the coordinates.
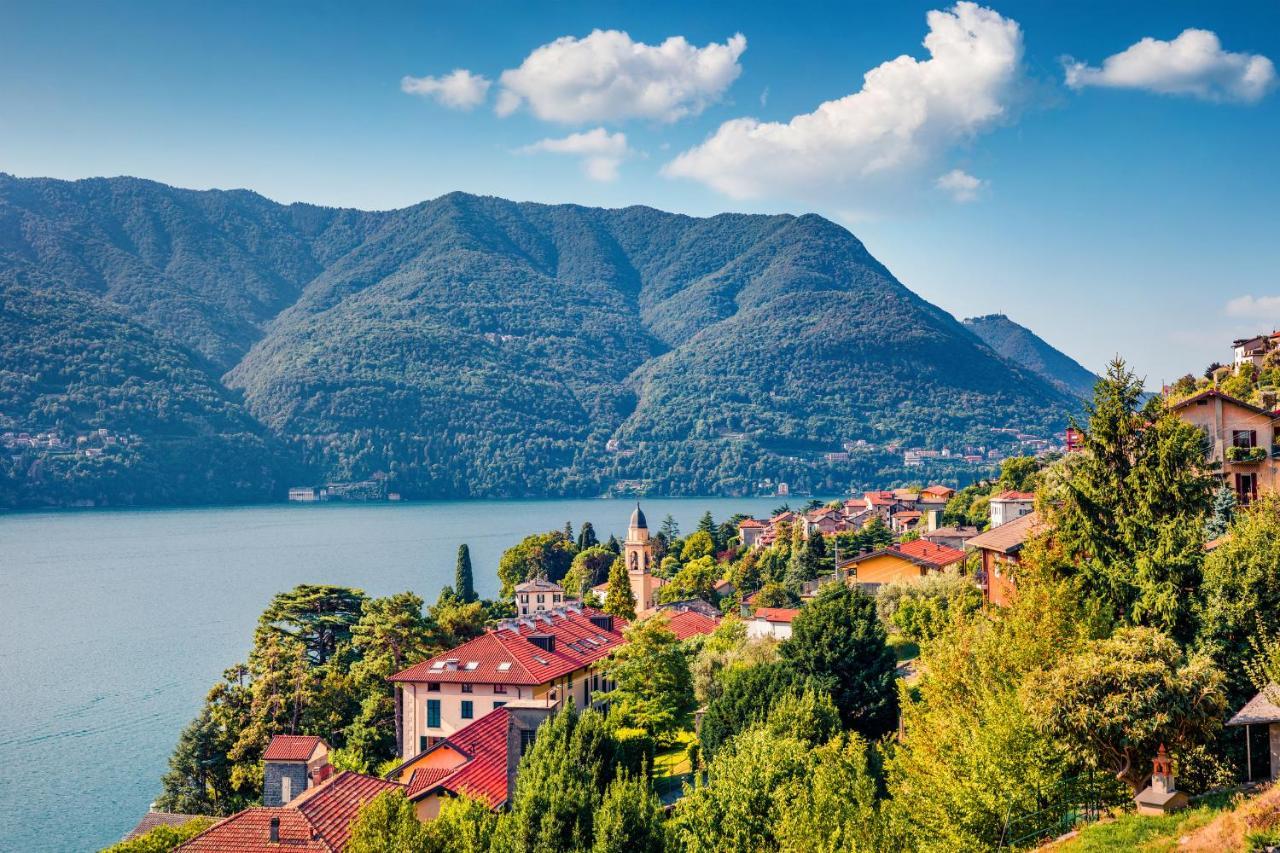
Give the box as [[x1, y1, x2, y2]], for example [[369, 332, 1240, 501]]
[[653, 731, 695, 779], [887, 633, 919, 662], [1053, 793, 1234, 853]]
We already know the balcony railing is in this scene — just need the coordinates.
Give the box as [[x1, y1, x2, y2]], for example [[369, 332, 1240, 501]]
[[1226, 446, 1269, 463]]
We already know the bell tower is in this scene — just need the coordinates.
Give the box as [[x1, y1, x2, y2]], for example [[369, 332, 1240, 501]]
[[625, 503, 656, 610]]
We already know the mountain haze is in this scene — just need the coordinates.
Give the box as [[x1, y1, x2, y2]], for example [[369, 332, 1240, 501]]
[[963, 313, 1099, 399], [0, 175, 1075, 506]]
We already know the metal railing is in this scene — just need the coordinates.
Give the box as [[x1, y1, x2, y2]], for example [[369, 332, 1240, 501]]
[[997, 771, 1130, 850]]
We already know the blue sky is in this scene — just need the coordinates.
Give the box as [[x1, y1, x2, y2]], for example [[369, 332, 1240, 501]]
[[2, 1, 1277, 384]]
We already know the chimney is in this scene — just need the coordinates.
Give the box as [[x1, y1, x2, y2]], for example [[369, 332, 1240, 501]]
[[528, 633, 556, 653], [588, 614, 614, 633], [269, 816, 280, 844]]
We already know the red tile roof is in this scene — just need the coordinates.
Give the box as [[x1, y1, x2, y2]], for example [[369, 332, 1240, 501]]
[[405, 766, 455, 798], [894, 539, 967, 567], [865, 492, 895, 506], [176, 772, 400, 853], [738, 518, 766, 529], [391, 606, 627, 686], [263, 734, 324, 762], [661, 609, 721, 641], [992, 490, 1035, 502], [753, 607, 800, 624], [922, 485, 955, 497], [124, 812, 205, 841], [406, 707, 512, 808]]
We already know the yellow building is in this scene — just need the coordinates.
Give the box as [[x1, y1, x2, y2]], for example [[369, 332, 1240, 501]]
[[840, 539, 966, 592]]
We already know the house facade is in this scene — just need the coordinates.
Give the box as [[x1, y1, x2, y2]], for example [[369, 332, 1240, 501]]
[[1171, 389, 1279, 505], [989, 491, 1035, 527], [514, 578, 564, 616], [966, 510, 1041, 607], [745, 607, 799, 640], [839, 539, 966, 593]]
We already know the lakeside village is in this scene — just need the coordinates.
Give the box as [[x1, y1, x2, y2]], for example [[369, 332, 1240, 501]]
[[112, 344, 1280, 853]]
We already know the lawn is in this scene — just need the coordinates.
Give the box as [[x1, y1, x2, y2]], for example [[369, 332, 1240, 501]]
[[887, 633, 919, 662], [1053, 793, 1234, 853], [653, 731, 695, 805]]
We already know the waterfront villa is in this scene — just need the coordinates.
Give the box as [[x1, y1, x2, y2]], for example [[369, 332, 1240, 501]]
[[514, 578, 564, 615]]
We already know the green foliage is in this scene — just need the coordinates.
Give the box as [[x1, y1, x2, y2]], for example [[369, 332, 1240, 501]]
[[257, 584, 366, 666], [775, 733, 882, 853], [698, 661, 808, 758], [781, 583, 898, 738], [455, 544, 477, 603], [752, 581, 799, 608], [346, 790, 431, 853], [877, 575, 984, 644], [100, 817, 215, 853], [657, 555, 720, 604], [603, 617, 696, 739], [591, 771, 667, 853], [1040, 358, 1215, 642], [564, 545, 615, 599], [497, 531, 577, 598], [577, 521, 599, 551], [964, 314, 1099, 400], [680, 530, 716, 562], [603, 557, 637, 620], [1204, 484, 1237, 540], [1023, 627, 1227, 792], [155, 705, 242, 816]]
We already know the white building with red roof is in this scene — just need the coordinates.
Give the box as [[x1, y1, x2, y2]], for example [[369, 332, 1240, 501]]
[[391, 604, 627, 760], [989, 490, 1036, 527], [746, 607, 800, 641]]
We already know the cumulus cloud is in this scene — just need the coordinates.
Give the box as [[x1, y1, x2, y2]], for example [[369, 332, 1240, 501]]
[[1064, 29, 1275, 103], [663, 3, 1023, 200], [935, 169, 985, 202], [400, 69, 491, 110], [1226, 295, 1280, 320], [518, 128, 634, 181], [495, 30, 746, 123]]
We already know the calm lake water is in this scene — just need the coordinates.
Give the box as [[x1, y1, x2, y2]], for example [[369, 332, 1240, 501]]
[[0, 497, 785, 852]]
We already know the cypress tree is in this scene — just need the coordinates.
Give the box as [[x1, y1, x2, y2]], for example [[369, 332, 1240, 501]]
[[455, 544, 477, 603], [577, 521, 599, 550], [603, 558, 637, 620]]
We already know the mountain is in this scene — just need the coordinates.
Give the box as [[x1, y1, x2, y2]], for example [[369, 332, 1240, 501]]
[[0, 174, 1077, 507], [963, 314, 1098, 400]]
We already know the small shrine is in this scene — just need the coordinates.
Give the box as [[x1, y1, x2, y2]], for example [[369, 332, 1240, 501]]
[[1134, 745, 1188, 816]]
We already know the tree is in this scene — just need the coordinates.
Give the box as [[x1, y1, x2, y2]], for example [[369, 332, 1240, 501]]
[[346, 790, 430, 853], [877, 575, 983, 644], [497, 530, 578, 598], [775, 733, 881, 853], [156, 706, 239, 815], [1040, 358, 1215, 642], [680, 530, 716, 562], [660, 514, 680, 541], [657, 554, 720, 604], [101, 818, 215, 853], [699, 661, 808, 758], [257, 585, 366, 666], [455, 544, 477, 603], [603, 557, 637, 620], [577, 521, 599, 551], [781, 583, 898, 737], [1204, 484, 1236, 541], [228, 632, 313, 790], [428, 589, 487, 648], [427, 794, 499, 853], [565, 545, 617, 597], [591, 771, 667, 853], [1200, 496, 1280, 703], [603, 616, 696, 739], [753, 581, 799, 609], [997, 455, 1041, 492], [1023, 627, 1227, 792]]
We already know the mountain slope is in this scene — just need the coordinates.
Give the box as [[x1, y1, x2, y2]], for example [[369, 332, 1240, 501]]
[[963, 313, 1098, 399], [0, 175, 1078, 505]]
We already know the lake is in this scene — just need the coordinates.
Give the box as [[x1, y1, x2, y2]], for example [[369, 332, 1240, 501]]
[[0, 497, 788, 852]]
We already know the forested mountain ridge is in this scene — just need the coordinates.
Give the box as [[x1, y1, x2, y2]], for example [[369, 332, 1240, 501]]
[[0, 175, 1076, 506], [963, 313, 1099, 400]]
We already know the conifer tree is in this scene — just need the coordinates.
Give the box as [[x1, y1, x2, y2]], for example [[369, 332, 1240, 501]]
[[577, 521, 599, 550], [1204, 484, 1236, 540], [603, 557, 637, 620], [454, 544, 476, 603], [591, 771, 667, 853]]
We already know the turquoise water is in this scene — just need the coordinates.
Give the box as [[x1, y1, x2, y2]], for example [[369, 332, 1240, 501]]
[[0, 497, 784, 852]]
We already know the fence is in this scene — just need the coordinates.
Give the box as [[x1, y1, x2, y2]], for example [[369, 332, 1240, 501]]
[[997, 771, 1131, 849]]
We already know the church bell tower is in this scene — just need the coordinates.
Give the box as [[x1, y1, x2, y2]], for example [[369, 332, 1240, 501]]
[[625, 503, 656, 610]]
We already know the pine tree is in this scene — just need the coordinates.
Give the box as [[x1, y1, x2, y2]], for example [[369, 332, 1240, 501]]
[[1204, 484, 1236, 540], [591, 771, 667, 853], [454, 544, 476, 603], [564, 521, 575, 542], [697, 511, 717, 549], [603, 557, 637, 620], [605, 534, 622, 555], [660, 514, 681, 540], [577, 521, 599, 550]]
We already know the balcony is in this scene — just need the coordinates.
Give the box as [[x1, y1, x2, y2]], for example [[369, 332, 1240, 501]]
[[1226, 445, 1268, 464]]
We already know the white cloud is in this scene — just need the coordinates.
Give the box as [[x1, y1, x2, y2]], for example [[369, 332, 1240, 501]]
[[518, 128, 634, 181], [1226, 295, 1280, 320], [935, 168, 985, 202], [495, 30, 746, 123], [1064, 29, 1275, 103], [663, 3, 1023, 200], [401, 69, 491, 110]]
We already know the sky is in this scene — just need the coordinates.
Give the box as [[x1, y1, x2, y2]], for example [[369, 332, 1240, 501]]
[[2, 1, 1278, 384]]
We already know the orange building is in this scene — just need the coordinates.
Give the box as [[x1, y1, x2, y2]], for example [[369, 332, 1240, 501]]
[[1170, 389, 1279, 505], [839, 539, 966, 592], [966, 511, 1042, 607]]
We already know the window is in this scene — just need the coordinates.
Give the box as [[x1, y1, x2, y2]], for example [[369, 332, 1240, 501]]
[[1233, 430, 1259, 449], [493, 701, 506, 710], [520, 729, 538, 755], [494, 684, 507, 694], [426, 682, 440, 692], [419, 735, 428, 753], [461, 700, 474, 719], [461, 684, 473, 693], [426, 699, 441, 729], [553, 594, 561, 603], [521, 606, 528, 615], [592, 674, 599, 691], [536, 594, 545, 604], [280, 775, 292, 804], [1236, 472, 1259, 505]]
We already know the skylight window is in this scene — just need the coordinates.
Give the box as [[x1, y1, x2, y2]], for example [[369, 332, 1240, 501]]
[[497, 662, 512, 672], [533, 656, 549, 665], [430, 661, 445, 670], [464, 661, 479, 670]]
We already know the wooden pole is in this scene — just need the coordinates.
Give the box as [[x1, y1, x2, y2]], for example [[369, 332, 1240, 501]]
[[1247, 724, 1253, 783]]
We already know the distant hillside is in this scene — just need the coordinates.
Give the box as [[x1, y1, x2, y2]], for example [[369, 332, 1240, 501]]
[[964, 313, 1098, 400], [0, 175, 1077, 507]]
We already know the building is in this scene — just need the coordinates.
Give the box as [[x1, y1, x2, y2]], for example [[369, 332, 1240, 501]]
[[839, 539, 966, 593], [1170, 389, 1279, 505], [988, 491, 1035, 527], [263, 735, 331, 807], [388, 702, 554, 820], [890, 510, 922, 535], [1227, 684, 1280, 782], [514, 578, 565, 616], [1234, 333, 1279, 368], [287, 487, 322, 502], [922, 526, 980, 550], [391, 605, 626, 760], [966, 510, 1041, 607], [921, 484, 955, 501], [745, 607, 799, 640], [738, 518, 766, 549], [122, 812, 204, 843], [176, 770, 400, 853], [624, 503, 663, 612]]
